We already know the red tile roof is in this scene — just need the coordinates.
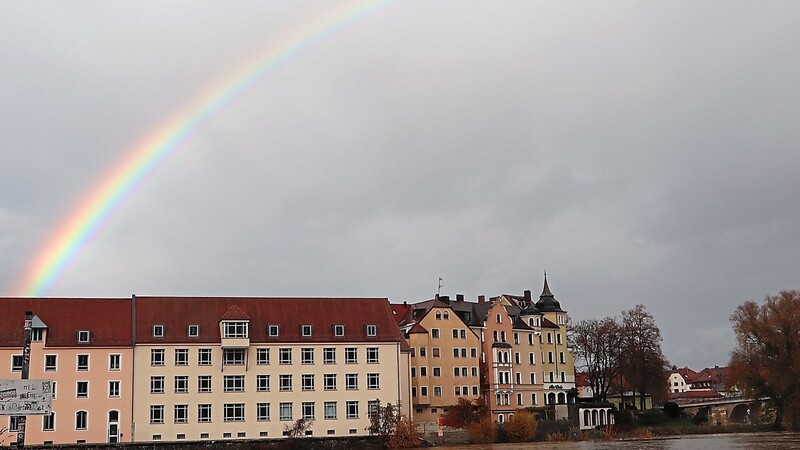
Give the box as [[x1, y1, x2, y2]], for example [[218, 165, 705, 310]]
[[134, 296, 403, 344], [0, 298, 132, 347]]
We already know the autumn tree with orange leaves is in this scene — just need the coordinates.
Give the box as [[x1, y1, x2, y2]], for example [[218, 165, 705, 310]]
[[728, 290, 800, 430]]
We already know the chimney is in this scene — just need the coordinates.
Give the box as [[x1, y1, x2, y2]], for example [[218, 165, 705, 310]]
[[524, 290, 532, 302], [403, 301, 407, 306], [456, 294, 464, 302], [440, 295, 450, 305], [478, 295, 485, 303]]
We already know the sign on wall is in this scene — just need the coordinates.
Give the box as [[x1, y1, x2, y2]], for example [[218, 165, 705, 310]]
[[0, 380, 53, 415]]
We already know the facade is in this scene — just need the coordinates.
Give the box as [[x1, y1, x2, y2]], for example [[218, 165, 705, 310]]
[[667, 367, 697, 393], [401, 276, 576, 424], [0, 296, 410, 446], [395, 300, 480, 431], [0, 298, 133, 446]]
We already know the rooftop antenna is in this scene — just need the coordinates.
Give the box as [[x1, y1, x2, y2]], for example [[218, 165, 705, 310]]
[[438, 277, 443, 296]]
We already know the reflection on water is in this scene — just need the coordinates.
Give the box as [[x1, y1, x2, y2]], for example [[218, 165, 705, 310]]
[[445, 432, 800, 450]]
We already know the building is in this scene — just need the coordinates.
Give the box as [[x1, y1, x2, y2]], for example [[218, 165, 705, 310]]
[[1, 296, 411, 445], [0, 298, 133, 446], [392, 299, 481, 431], [667, 366, 697, 393]]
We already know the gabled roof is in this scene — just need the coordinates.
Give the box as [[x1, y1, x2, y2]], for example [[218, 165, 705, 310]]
[[541, 317, 560, 329], [220, 305, 251, 321], [0, 297, 133, 347], [669, 366, 698, 381], [407, 323, 428, 334], [390, 303, 412, 326], [134, 296, 402, 345]]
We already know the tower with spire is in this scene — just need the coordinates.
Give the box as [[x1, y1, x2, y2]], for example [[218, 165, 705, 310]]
[[534, 274, 576, 407]]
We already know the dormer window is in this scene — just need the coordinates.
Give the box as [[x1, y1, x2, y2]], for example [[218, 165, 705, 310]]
[[31, 329, 44, 342], [188, 325, 200, 338], [152, 325, 165, 338], [333, 324, 345, 337], [435, 312, 442, 320], [365, 324, 377, 337], [443, 312, 449, 320], [301, 324, 313, 337], [268, 324, 280, 338], [223, 322, 248, 338], [77, 330, 90, 344]]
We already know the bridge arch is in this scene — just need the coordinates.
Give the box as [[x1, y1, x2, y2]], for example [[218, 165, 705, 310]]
[[729, 404, 750, 424]]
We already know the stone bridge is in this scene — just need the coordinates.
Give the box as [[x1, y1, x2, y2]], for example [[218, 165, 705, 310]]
[[679, 395, 767, 426]]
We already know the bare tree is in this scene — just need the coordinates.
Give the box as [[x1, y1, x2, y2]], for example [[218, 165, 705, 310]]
[[571, 317, 625, 402], [619, 305, 670, 409], [728, 290, 800, 430]]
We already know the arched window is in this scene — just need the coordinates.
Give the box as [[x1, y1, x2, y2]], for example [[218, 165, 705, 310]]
[[76, 410, 88, 430], [583, 410, 590, 427], [529, 318, 534, 327], [443, 312, 449, 319], [592, 409, 598, 427], [497, 414, 504, 423], [547, 393, 556, 405], [600, 409, 606, 425], [496, 314, 502, 323], [558, 392, 566, 404]]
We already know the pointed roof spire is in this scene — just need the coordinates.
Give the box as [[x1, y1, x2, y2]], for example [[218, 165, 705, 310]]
[[541, 271, 553, 297], [535, 272, 564, 312]]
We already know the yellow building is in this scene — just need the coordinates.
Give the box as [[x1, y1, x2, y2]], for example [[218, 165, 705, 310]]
[[131, 296, 410, 442], [398, 299, 481, 430]]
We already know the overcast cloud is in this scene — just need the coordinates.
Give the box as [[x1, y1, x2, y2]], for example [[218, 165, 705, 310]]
[[2, 1, 799, 371]]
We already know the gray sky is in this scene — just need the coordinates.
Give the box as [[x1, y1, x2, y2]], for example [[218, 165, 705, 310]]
[[2, 1, 799, 371]]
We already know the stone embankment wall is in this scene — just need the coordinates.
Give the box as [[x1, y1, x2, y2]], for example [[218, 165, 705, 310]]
[[21, 436, 380, 450]]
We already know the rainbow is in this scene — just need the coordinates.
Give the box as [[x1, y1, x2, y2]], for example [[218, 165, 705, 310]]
[[18, 0, 390, 297]]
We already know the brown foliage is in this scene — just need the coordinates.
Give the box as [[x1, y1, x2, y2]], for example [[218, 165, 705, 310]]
[[387, 416, 420, 449], [728, 290, 800, 430], [440, 396, 489, 429], [619, 305, 670, 408], [504, 410, 538, 442], [467, 418, 496, 444]]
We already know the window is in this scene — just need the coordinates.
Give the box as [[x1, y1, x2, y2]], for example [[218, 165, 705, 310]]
[[268, 324, 280, 337], [257, 403, 270, 421], [224, 375, 245, 392], [301, 324, 313, 337], [433, 386, 442, 397], [150, 376, 164, 394], [345, 373, 358, 390], [76, 411, 88, 430], [43, 412, 55, 431], [76, 381, 88, 398], [51, 381, 56, 399], [366, 324, 377, 337], [174, 405, 188, 423], [9, 416, 21, 432], [453, 367, 460, 377], [432, 347, 440, 358], [346, 401, 359, 419], [174, 349, 188, 366], [198, 348, 212, 365], [420, 386, 428, 397], [32, 328, 43, 342], [560, 352, 565, 364], [333, 324, 345, 337], [368, 400, 380, 418], [323, 348, 336, 364], [279, 348, 292, 365], [345, 347, 357, 363], [301, 348, 314, 364], [496, 313, 502, 323], [224, 403, 245, 422], [514, 332, 520, 344], [433, 367, 441, 377], [174, 376, 188, 393], [198, 404, 211, 422], [420, 366, 427, 377], [324, 401, 337, 419], [152, 324, 164, 338], [188, 324, 200, 338], [471, 348, 477, 358], [435, 311, 442, 320], [557, 333, 562, 345], [419, 347, 426, 357], [108, 381, 120, 398], [431, 328, 440, 339], [78, 330, 90, 343], [453, 348, 459, 358], [324, 374, 336, 391], [257, 374, 270, 392], [367, 373, 380, 390], [279, 374, 293, 391], [256, 348, 270, 365], [222, 349, 245, 365], [452, 329, 458, 338], [530, 372, 537, 384], [198, 375, 212, 393], [45, 354, 57, 371], [366, 347, 379, 363], [302, 374, 315, 391], [515, 352, 521, 364], [460, 329, 466, 339], [150, 405, 164, 424], [455, 386, 461, 396], [302, 402, 315, 420], [151, 349, 165, 366], [280, 402, 293, 421], [77, 354, 89, 371], [222, 322, 248, 338], [109, 354, 121, 371]]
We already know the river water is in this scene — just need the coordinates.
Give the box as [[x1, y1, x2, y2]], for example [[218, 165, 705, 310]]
[[444, 433, 800, 450]]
